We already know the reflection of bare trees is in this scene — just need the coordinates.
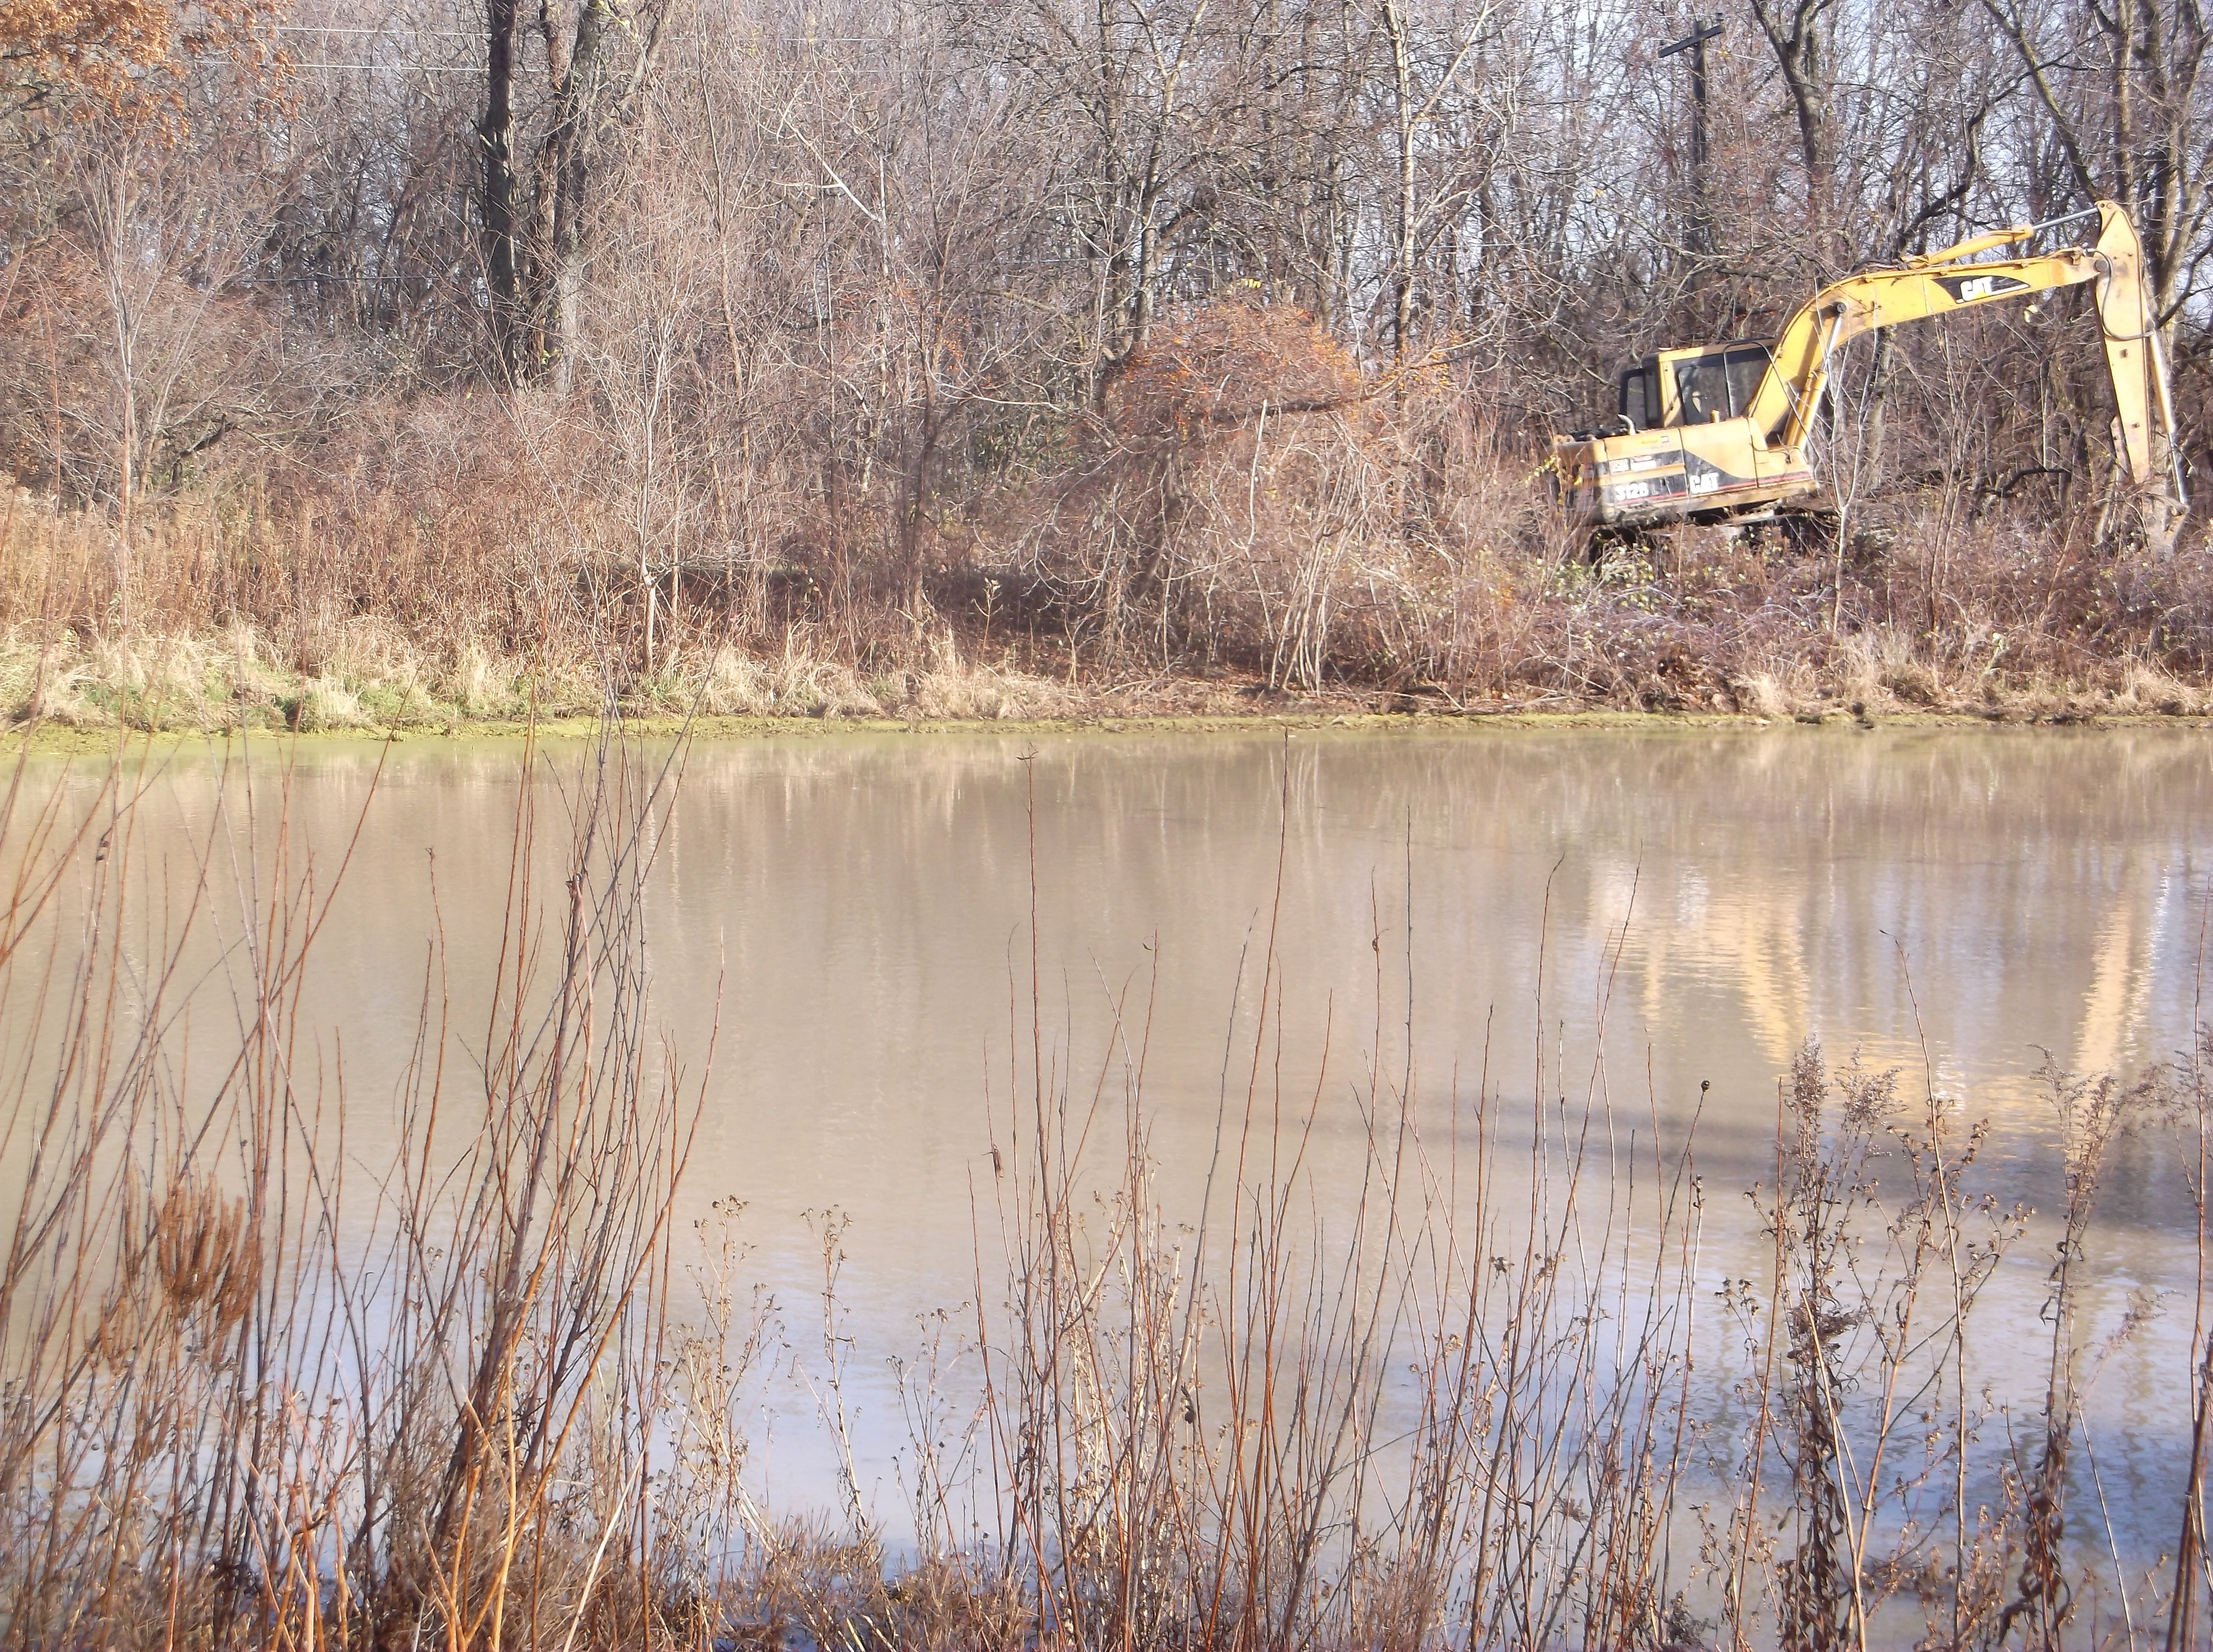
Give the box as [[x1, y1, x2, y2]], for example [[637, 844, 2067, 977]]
[[2, 0, 2213, 703]]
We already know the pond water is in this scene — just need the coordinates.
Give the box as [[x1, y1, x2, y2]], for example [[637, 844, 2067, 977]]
[[6, 721, 2210, 1579]]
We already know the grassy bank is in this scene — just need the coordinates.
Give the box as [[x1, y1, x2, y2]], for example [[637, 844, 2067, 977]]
[[9, 451, 2213, 743], [0, 722, 2206, 1650], [6, 617, 2213, 744]]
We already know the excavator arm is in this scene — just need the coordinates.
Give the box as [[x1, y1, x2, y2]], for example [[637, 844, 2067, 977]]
[[1550, 199, 2183, 534], [1749, 200, 2177, 498]]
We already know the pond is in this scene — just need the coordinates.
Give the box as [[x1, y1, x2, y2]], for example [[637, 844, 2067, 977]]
[[4, 720, 2207, 1620]]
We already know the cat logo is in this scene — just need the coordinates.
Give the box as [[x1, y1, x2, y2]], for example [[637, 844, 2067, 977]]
[[1938, 272, 2031, 303]]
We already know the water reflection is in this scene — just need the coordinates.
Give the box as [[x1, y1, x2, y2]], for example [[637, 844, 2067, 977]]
[[6, 722, 2209, 1552]]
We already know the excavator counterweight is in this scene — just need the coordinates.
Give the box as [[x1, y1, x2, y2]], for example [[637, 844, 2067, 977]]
[[1550, 201, 2183, 536]]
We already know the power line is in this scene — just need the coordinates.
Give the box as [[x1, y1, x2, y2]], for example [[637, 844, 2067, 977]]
[[284, 56, 903, 73], [276, 22, 898, 41], [277, 24, 478, 33]]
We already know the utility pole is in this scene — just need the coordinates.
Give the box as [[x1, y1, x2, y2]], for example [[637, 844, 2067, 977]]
[[1659, 18, 1724, 257]]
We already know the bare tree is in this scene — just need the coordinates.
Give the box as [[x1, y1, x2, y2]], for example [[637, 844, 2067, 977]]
[[481, 0, 673, 383], [1979, 0, 2213, 323]]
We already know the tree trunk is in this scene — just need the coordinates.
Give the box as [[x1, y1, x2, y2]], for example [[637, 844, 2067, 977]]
[[541, 0, 612, 392], [1747, 0, 1838, 251], [479, 0, 523, 375], [1384, 0, 1416, 363]]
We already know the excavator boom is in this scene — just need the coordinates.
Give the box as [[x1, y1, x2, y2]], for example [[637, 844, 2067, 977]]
[[1551, 200, 2182, 534]]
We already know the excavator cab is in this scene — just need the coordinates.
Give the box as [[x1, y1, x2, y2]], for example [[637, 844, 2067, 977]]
[[1615, 344, 1777, 432], [1550, 338, 1804, 532]]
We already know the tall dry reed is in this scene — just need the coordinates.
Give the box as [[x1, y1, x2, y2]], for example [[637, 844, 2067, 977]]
[[0, 723, 705, 1648], [0, 722, 2201, 1650]]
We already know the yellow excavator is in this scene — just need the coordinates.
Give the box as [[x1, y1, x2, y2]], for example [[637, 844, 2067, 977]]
[[1551, 200, 2185, 537]]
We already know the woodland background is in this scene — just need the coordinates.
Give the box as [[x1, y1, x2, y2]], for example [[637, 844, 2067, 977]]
[[2, 0, 2212, 722]]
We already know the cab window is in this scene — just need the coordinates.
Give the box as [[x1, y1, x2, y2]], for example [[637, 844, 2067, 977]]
[[1725, 345, 1774, 417], [1673, 355, 1729, 425], [1618, 362, 1659, 429]]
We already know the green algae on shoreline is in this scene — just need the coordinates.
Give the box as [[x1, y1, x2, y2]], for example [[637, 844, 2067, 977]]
[[10, 703, 2213, 762]]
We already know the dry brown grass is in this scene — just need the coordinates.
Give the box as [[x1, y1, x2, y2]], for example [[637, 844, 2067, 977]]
[[8, 344, 2213, 735]]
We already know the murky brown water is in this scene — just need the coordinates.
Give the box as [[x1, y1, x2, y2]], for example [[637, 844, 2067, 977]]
[[7, 722, 2210, 1553]]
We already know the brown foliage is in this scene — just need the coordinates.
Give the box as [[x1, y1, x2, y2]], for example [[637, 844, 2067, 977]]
[[0, 0, 284, 122], [0, 0, 2206, 719], [1106, 299, 1371, 439]]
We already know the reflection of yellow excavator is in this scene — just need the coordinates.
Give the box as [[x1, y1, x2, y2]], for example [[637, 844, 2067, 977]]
[[1552, 201, 2185, 535]]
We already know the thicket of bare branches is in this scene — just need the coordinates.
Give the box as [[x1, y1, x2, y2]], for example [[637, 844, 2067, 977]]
[[2, 0, 2213, 717]]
